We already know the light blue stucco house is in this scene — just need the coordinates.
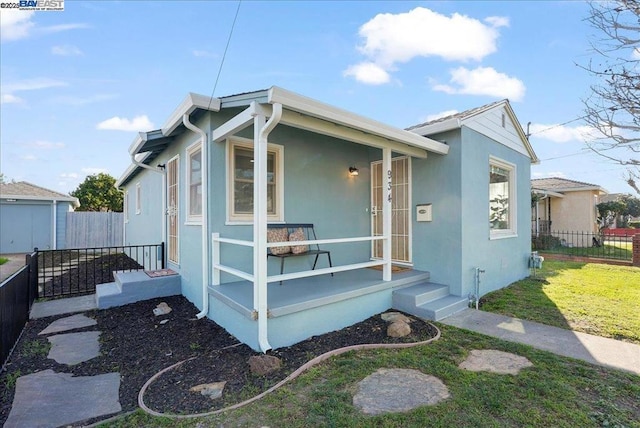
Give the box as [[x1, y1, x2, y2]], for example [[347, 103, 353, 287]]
[[115, 87, 538, 352], [0, 181, 80, 253]]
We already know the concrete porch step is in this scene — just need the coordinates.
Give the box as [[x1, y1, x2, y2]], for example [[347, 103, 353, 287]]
[[96, 270, 181, 309], [392, 282, 449, 308], [392, 281, 468, 321]]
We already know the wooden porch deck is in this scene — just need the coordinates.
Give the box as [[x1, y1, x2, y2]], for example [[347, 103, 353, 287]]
[[209, 268, 430, 318]]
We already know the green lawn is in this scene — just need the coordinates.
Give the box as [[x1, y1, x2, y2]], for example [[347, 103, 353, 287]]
[[540, 241, 633, 260], [102, 326, 640, 427], [481, 260, 640, 344], [0, 257, 8, 266]]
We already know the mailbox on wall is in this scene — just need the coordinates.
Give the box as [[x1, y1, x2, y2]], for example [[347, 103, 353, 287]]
[[416, 204, 432, 222]]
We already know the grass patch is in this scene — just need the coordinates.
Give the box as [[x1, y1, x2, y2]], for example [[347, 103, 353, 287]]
[[21, 340, 51, 357], [101, 326, 640, 427], [0, 257, 8, 266], [481, 260, 640, 344]]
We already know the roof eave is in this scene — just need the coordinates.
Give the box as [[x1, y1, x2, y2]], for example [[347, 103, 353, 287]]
[[161, 92, 221, 136], [267, 86, 449, 155], [1, 194, 80, 206]]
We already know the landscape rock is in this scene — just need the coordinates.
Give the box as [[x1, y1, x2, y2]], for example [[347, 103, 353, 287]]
[[153, 302, 172, 316], [387, 320, 411, 337], [458, 349, 533, 375], [248, 355, 282, 376], [353, 368, 450, 415], [47, 331, 101, 365], [380, 312, 412, 324], [190, 381, 227, 400], [39, 314, 97, 335]]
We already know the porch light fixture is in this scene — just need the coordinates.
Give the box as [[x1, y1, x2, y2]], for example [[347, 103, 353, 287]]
[[349, 166, 359, 176]]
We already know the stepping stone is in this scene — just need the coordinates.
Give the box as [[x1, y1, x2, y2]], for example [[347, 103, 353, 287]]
[[39, 314, 97, 335], [458, 349, 533, 375], [4, 369, 121, 428], [47, 331, 101, 365], [353, 368, 450, 415]]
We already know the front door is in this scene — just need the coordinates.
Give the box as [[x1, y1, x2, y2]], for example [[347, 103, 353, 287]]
[[371, 156, 411, 264]]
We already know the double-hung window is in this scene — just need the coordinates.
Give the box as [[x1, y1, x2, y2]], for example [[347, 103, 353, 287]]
[[489, 156, 516, 238], [186, 142, 202, 224], [227, 137, 283, 223]]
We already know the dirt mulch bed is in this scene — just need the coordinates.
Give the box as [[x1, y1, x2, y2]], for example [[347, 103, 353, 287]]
[[0, 295, 437, 424]]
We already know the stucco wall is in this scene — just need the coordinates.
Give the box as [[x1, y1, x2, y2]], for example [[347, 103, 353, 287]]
[[549, 190, 599, 233]]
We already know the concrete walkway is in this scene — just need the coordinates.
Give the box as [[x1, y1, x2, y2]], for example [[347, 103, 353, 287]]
[[440, 309, 640, 375], [0, 253, 27, 283]]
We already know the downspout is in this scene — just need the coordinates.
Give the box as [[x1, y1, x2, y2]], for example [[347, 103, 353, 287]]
[[130, 153, 167, 265], [182, 114, 209, 319], [256, 103, 283, 353]]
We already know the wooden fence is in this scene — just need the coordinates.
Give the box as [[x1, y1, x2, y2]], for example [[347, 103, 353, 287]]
[[65, 212, 123, 249]]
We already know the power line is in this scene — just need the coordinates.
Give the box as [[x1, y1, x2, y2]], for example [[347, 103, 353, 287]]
[[207, 1, 242, 110]]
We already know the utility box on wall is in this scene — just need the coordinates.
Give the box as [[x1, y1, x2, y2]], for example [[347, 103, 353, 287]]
[[416, 204, 432, 222]]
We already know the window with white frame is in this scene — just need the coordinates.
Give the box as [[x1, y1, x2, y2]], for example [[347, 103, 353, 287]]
[[489, 156, 516, 238], [227, 137, 283, 223], [135, 183, 141, 215], [124, 191, 129, 222], [186, 142, 202, 224]]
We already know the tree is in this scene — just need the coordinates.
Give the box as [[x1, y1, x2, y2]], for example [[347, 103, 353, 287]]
[[70, 173, 123, 212], [597, 195, 640, 228], [582, 0, 640, 195]]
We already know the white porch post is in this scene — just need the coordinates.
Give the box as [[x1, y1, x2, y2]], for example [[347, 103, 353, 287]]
[[382, 147, 392, 281], [253, 112, 269, 346]]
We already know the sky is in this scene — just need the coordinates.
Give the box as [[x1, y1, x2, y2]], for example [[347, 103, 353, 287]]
[[0, 0, 635, 195]]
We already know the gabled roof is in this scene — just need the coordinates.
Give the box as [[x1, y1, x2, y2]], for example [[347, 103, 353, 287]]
[[531, 177, 608, 194], [406, 99, 539, 164], [0, 181, 80, 207]]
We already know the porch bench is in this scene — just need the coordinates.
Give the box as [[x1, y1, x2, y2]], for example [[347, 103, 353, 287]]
[[267, 223, 333, 283]]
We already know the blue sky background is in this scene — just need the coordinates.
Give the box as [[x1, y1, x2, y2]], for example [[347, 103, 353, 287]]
[[0, 1, 633, 195]]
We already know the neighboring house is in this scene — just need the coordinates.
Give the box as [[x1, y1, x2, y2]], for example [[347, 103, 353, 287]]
[[115, 87, 538, 352], [0, 181, 79, 253], [531, 177, 607, 235]]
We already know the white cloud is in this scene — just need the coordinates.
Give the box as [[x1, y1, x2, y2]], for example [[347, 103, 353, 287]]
[[81, 167, 108, 175], [20, 154, 37, 161], [0, 10, 35, 42], [632, 48, 640, 60], [343, 62, 391, 85], [96, 115, 154, 132], [424, 109, 459, 122], [345, 7, 508, 84], [1, 93, 25, 104], [49, 93, 118, 106], [32, 140, 65, 149], [0, 10, 88, 42], [51, 44, 83, 56], [484, 16, 510, 28], [1, 77, 68, 106], [60, 172, 79, 179], [529, 123, 598, 143], [192, 49, 217, 58], [432, 66, 526, 101]]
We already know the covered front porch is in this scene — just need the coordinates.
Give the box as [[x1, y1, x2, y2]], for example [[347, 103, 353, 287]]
[[205, 87, 451, 352]]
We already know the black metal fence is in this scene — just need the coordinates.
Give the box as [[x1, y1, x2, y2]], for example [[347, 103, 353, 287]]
[[1, 252, 38, 369], [532, 230, 635, 261], [38, 243, 165, 298]]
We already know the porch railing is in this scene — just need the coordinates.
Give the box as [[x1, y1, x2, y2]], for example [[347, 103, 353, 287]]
[[37, 243, 165, 298], [212, 233, 387, 285]]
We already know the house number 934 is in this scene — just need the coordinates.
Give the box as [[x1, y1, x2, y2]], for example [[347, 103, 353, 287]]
[[387, 169, 392, 202]]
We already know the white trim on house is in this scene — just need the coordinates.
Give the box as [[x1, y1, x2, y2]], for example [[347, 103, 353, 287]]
[[489, 155, 518, 240], [185, 140, 203, 225], [267, 86, 450, 157], [225, 136, 284, 224], [124, 191, 129, 223], [162, 93, 221, 137], [167, 154, 180, 265]]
